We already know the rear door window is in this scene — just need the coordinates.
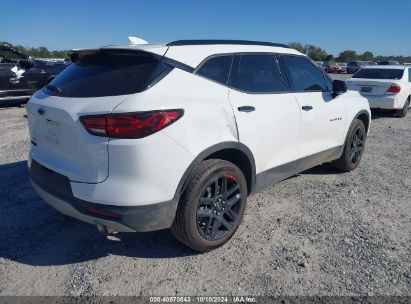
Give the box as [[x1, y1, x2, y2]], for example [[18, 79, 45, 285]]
[[44, 50, 166, 97], [282, 55, 329, 92], [229, 54, 284, 93], [196, 55, 233, 85]]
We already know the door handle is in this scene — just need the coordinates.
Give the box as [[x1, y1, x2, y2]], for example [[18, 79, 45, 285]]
[[302, 105, 313, 111], [238, 106, 255, 113]]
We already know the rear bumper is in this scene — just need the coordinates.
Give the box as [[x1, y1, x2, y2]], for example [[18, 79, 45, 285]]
[[29, 159, 178, 232], [365, 95, 402, 109]]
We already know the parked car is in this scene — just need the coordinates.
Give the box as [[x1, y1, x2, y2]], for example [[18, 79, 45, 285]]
[[338, 62, 347, 73], [346, 65, 411, 117], [322, 61, 343, 73], [378, 60, 400, 65], [27, 39, 371, 252], [346, 61, 369, 74], [0, 45, 68, 104]]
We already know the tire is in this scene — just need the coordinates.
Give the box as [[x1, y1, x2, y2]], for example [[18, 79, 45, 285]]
[[396, 97, 410, 118], [331, 119, 366, 172], [171, 159, 248, 252]]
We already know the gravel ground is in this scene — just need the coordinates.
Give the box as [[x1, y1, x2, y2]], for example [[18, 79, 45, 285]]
[[0, 96, 410, 296]]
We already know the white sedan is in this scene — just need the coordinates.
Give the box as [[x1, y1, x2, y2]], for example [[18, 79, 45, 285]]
[[346, 65, 411, 117]]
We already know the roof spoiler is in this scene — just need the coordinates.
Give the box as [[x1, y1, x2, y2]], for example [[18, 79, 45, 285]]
[[128, 36, 148, 45]]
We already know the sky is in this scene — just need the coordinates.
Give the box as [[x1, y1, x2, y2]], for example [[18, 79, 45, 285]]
[[1, 0, 411, 56]]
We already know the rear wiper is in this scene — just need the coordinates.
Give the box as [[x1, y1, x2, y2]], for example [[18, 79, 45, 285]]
[[45, 84, 63, 95]]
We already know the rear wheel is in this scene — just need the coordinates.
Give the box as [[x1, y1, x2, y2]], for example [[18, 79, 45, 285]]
[[396, 97, 410, 118], [331, 119, 366, 172], [171, 159, 247, 252]]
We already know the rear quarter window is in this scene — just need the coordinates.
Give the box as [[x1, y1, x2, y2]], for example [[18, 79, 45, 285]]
[[44, 50, 167, 98], [196, 55, 233, 85], [409, 68, 411, 82]]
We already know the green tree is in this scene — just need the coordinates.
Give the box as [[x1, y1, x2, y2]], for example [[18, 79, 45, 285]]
[[337, 50, 358, 62], [324, 54, 334, 61], [360, 51, 374, 61], [288, 42, 329, 61], [288, 42, 305, 53], [304, 44, 328, 61]]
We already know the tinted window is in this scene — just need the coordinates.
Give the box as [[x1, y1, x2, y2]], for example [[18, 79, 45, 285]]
[[44, 51, 164, 97], [283, 56, 328, 91], [353, 68, 404, 80], [408, 68, 411, 82], [196, 55, 233, 85], [229, 54, 284, 93]]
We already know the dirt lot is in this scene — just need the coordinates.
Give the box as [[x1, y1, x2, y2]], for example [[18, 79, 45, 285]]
[[0, 98, 410, 296]]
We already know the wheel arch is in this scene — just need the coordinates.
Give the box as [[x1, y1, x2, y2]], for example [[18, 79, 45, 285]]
[[173, 142, 256, 200], [355, 109, 371, 133]]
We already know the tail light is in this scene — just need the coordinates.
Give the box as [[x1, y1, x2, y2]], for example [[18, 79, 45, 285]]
[[80, 109, 183, 139], [386, 85, 401, 94]]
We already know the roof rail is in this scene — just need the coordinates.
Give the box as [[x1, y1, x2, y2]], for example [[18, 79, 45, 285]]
[[166, 40, 289, 48]]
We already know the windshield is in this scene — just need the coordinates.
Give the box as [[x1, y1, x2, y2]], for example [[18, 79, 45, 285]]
[[352, 68, 404, 80]]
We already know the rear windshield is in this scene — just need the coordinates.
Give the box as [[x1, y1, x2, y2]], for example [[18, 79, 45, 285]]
[[43, 50, 166, 97], [352, 68, 404, 80]]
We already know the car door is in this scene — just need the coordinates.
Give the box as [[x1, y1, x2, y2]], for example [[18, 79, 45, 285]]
[[228, 54, 300, 185], [21, 61, 52, 91], [0, 48, 26, 96], [279, 55, 346, 171]]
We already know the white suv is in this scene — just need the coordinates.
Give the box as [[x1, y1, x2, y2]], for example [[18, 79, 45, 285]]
[[27, 40, 371, 252]]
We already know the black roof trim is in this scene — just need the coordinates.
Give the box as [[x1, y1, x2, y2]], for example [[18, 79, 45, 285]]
[[166, 40, 289, 48]]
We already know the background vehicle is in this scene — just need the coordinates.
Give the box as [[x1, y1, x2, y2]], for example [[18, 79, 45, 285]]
[[0, 45, 68, 103], [322, 61, 343, 73], [347, 61, 369, 74], [338, 62, 347, 73], [346, 65, 411, 117], [27, 40, 371, 252], [378, 60, 400, 65]]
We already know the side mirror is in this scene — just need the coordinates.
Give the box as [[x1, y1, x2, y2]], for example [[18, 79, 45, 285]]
[[332, 80, 347, 97], [18, 59, 33, 69]]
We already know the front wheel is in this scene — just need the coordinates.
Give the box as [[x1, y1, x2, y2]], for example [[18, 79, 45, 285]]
[[171, 159, 248, 252], [331, 119, 366, 172], [396, 97, 410, 118]]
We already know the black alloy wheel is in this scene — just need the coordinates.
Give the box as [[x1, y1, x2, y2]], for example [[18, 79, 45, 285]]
[[349, 127, 365, 166], [171, 159, 248, 252], [331, 119, 366, 172], [196, 174, 242, 241]]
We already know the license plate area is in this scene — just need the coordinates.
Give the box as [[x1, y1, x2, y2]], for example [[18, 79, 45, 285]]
[[360, 86, 372, 93], [45, 119, 60, 144]]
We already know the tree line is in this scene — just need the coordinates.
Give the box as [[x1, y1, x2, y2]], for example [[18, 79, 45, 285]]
[[1, 41, 67, 59], [288, 42, 411, 63], [2, 41, 411, 63]]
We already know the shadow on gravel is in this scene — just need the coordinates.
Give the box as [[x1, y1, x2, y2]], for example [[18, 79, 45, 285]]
[[300, 164, 341, 175], [371, 109, 397, 120], [0, 98, 28, 108], [0, 161, 197, 267]]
